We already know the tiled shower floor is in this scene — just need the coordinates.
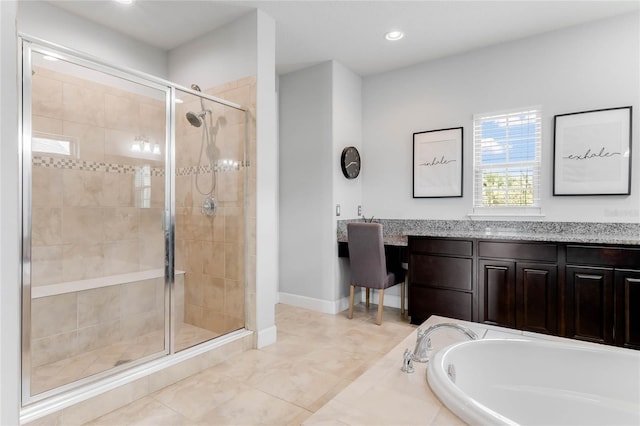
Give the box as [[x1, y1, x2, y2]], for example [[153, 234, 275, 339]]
[[31, 323, 219, 395]]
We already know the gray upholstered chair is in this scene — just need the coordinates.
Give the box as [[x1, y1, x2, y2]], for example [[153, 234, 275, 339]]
[[347, 222, 404, 325]]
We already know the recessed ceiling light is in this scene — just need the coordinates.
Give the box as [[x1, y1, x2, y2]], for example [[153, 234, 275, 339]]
[[114, 0, 133, 4], [385, 30, 404, 41]]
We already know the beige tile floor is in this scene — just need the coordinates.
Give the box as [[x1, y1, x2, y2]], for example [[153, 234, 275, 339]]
[[84, 303, 415, 425], [32, 323, 219, 395]]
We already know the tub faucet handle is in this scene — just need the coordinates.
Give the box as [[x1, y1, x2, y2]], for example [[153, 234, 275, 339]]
[[401, 348, 414, 374]]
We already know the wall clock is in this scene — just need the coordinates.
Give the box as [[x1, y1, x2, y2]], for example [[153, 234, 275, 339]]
[[341, 146, 361, 179]]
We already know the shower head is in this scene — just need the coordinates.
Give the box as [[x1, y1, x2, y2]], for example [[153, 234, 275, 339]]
[[186, 111, 204, 127]]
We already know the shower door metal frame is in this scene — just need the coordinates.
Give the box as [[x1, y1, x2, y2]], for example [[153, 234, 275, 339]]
[[20, 37, 174, 405], [19, 35, 249, 407]]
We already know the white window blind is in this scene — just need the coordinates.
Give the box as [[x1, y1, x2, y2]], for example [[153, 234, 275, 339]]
[[473, 107, 541, 211]]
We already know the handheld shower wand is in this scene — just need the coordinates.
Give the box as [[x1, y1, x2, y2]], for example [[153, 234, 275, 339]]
[[187, 83, 218, 216]]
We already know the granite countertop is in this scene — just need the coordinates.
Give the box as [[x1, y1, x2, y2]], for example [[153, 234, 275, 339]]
[[337, 219, 640, 246]]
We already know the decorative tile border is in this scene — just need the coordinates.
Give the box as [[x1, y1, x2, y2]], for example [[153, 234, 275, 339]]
[[176, 161, 249, 176], [33, 156, 250, 177], [177, 165, 215, 177], [33, 156, 165, 176]]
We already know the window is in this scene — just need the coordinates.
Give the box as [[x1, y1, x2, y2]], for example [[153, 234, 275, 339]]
[[135, 165, 152, 208], [32, 132, 77, 158], [473, 107, 541, 214]]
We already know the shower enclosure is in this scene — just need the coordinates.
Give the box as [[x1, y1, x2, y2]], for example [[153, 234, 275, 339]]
[[20, 39, 248, 404]]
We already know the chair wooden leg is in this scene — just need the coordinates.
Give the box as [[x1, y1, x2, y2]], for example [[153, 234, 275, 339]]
[[401, 280, 406, 317], [365, 288, 370, 308], [348, 285, 355, 319], [376, 289, 385, 325]]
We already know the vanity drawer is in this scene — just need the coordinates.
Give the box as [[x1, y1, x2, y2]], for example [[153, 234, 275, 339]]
[[409, 286, 472, 325], [478, 241, 557, 262], [409, 237, 472, 257], [410, 254, 472, 291], [566, 245, 640, 268]]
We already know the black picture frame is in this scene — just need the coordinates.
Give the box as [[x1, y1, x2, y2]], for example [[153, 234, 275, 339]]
[[553, 106, 632, 196], [412, 127, 463, 198]]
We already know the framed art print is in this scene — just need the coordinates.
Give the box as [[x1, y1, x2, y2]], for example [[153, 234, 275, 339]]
[[413, 127, 463, 198], [553, 106, 632, 196]]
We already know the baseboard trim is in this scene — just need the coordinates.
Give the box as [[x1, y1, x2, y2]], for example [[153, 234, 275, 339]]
[[278, 290, 407, 315], [278, 292, 350, 315], [359, 291, 406, 310], [255, 325, 277, 349]]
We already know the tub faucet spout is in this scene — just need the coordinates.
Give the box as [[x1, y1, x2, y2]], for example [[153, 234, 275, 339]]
[[402, 323, 478, 372]]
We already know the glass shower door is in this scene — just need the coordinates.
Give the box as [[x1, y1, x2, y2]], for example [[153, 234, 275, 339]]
[[22, 44, 170, 401], [173, 88, 246, 351]]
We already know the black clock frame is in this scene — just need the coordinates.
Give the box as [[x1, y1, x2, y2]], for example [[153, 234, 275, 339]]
[[340, 146, 361, 179]]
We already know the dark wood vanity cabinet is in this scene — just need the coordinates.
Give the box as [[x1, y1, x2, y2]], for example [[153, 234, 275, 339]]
[[478, 241, 558, 334], [565, 265, 614, 344], [408, 237, 639, 349], [565, 245, 640, 348], [408, 237, 473, 325], [478, 259, 516, 328], [615, 269, 640, 349]]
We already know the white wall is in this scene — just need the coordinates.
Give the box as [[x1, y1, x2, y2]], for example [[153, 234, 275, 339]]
[[0, 1, 20, 424], [332, 62, 363, 300], [362, 12, 640, 223], [254, 10, 278, 348], [333, 62, 363, 221], [17, 1, 167, 78], [168, 12, 257, 89], [279, 60, 363, 310], [279, 62, 333, 302]]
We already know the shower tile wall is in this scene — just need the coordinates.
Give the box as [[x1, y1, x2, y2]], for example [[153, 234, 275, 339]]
[[29, 66, 166, 371], [175, 76, 255, 338], [30, 278, 170, 395]]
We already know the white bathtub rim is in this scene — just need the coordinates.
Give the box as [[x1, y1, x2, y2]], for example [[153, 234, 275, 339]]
[[427, 339, 523, 426], [427, 337, 640, 426]]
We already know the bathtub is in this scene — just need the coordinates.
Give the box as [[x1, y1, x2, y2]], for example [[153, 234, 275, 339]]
[[427, 338, 640, 426]]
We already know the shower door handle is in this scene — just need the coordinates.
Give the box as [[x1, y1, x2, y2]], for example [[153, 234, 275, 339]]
[[163, 210, 171, 270]]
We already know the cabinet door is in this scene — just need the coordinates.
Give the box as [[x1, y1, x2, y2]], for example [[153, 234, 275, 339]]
[[615, 269, 640, 349], [479, 259, 516, 328], [516, 263, 557, 334], [565, 266, 614, 344]]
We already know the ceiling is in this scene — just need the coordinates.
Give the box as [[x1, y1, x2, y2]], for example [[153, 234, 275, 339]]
[[48, 1, 640, 76]]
